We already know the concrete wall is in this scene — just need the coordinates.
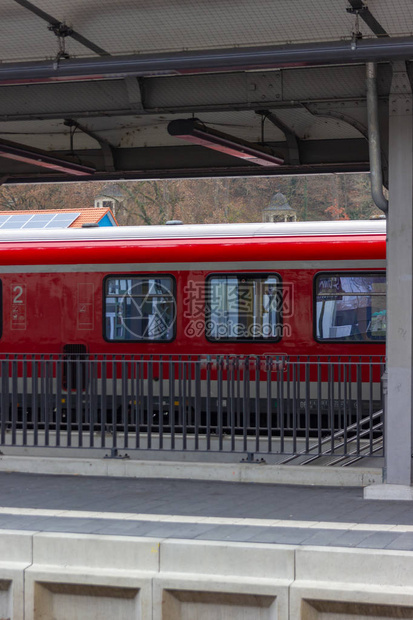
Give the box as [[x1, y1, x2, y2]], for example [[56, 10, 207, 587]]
[[0, 455, 384, 487], [2, 530, 413, 619]]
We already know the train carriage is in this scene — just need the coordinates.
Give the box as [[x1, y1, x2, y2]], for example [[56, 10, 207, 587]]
[[0, 220, 386, 442]]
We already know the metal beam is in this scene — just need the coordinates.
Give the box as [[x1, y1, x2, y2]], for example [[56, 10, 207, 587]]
[[305, 104, 369, 140], [124, 77, 145, 112], [256, 110, 300, 165], [0, 65, 389, 122], [0, 137, 369, 181], [4, 161, 370, 184], [0, 36, 412, 85], [63, 119, 115, 172]]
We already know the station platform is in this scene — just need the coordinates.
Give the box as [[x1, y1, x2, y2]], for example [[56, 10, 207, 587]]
[[0, 469, 413, 549], [2, 461, 413, 619]]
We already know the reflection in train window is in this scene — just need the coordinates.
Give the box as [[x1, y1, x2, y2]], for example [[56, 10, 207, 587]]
[[315, 273, 386, 342], [206, 274, 282, 341], [104, 276, 176, 342]]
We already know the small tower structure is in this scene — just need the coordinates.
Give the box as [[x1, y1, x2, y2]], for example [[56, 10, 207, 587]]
[[262, 192, 296, 223], [94, 184, 125, 216]]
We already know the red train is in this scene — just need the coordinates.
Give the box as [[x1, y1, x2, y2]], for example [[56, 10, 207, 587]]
[[0, 219, 386, 441], [0, 220, 386, 356]]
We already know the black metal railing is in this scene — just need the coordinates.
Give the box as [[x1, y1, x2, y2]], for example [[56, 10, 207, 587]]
[[0, 353, 385, 461]]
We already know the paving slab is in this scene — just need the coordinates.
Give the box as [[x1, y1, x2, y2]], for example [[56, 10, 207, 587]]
[[385, 533, 413, 550], [356, 531, 402, 549]]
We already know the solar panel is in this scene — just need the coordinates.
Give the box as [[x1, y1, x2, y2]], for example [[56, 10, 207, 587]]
[[28, 213, 54, 221], [44, 213, 81, 228], [22, 213, 58, 229], [0, 214, 32, 229], [0, 212, 81, 229], [53, 213, 81, 220]]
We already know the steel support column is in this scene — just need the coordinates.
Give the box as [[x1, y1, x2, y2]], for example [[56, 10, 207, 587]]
[[365, 61, 413, 499], [386, 62, 413, 484]]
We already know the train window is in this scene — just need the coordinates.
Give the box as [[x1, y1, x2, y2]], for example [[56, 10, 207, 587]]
[[315, 273, 386, 342], [206, 274, 282, 341], [104, 276, 176, 342]]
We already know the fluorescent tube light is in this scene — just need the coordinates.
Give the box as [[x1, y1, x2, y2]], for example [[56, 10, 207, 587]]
[[168, 119, 283, 167], [0, 142, 95, 176]]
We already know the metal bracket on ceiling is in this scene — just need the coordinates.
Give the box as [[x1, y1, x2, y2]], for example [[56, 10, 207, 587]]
[[304, 102, 369, 140], [64, 119, 116, 172], [306, 99, 389, 188], [256, 110, 300, 165], [13, 0, 110, 56], [48, 22, 73, 39], [124, 77, 146, 113], [346, 3, 368, 22], [49, 22, 72, 67], [347, 6, 363, 51], [346, 0, 388, 38]]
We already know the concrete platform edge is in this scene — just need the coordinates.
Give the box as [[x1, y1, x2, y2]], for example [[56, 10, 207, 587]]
[[3, 531, 413, 619], [0, 455, 383, 487]]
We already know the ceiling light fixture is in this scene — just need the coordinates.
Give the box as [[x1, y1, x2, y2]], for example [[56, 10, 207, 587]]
[[168, 119, 284, 167], [0, 142, 95, 176]]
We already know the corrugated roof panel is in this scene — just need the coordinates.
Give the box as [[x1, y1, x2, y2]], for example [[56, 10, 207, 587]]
[[0, 0, 412, 62]]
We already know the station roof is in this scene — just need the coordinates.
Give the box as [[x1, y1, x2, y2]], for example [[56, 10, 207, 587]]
[[0, 0, 412, 183]]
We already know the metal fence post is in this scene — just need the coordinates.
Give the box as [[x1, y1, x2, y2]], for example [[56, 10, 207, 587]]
[[381, 370, 387, 463]]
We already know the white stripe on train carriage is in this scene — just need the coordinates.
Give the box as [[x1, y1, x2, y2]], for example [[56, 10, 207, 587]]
[[0, 506, 405, 533], [0, 259, 386, 274]]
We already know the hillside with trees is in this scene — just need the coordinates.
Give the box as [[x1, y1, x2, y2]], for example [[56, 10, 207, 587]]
[[0, 174, 382, 225]]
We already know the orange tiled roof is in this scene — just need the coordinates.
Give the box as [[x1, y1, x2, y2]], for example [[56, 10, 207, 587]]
[[0, 208, 118, 227]]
